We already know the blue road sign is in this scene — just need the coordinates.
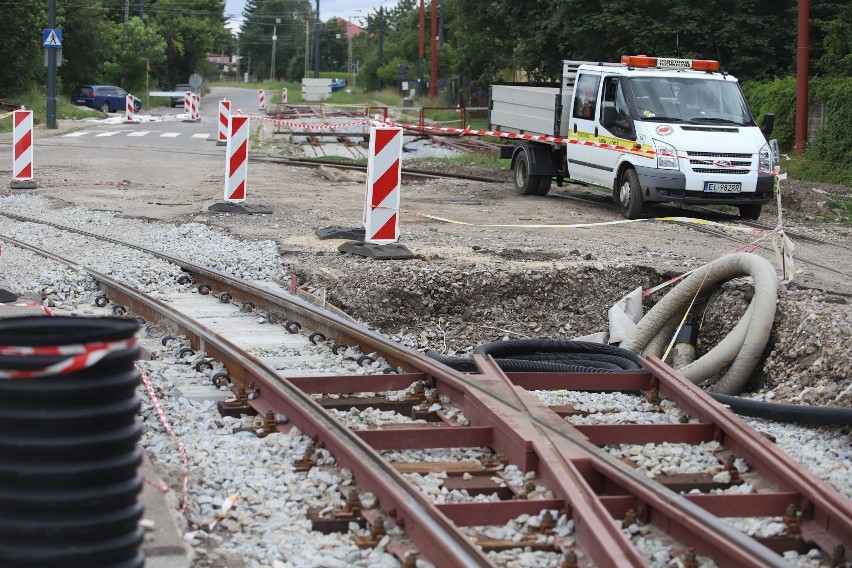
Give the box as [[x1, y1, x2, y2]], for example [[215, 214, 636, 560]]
[[43, 29, 62, 48]]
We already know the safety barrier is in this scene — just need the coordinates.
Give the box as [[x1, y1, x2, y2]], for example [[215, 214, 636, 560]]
[[10, 109, 37, 189]]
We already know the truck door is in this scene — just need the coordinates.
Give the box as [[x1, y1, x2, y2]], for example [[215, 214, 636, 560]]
[[566, 73, 601, 183], [591, 76, 635, 187]]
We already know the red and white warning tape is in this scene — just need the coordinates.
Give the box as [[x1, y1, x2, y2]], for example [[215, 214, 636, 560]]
[[247, 113, 370, 131], [140, 367, 190, 513], [373, 119, 775, 174], [0, 337, 136, 379]]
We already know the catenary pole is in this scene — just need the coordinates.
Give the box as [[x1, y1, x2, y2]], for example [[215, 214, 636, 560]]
[[46, 0, 57, 129]]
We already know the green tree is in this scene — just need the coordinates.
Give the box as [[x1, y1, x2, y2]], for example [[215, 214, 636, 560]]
[[815, 2, 852, 76], [238, 0, 312, 80], [101, 17, 167, 94], [57, 0, 114, 92], [150, 0, 231, 87], [0, 3, 47, 95]]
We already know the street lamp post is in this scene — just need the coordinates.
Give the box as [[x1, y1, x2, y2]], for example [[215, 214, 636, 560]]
[[271, 17, 280, 81]]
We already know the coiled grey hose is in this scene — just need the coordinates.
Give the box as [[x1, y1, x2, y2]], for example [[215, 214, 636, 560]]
[[620, 253, 778, 395]]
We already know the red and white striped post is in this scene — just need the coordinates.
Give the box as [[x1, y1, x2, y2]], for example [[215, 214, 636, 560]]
[[11, 109, 37, 189], [223, 114, 250, 202], [191, 93, 200, 121], [258, 89, 266, 111], [124, 94, 138, 123], [217, 99, 230, 146], [183, 91, 192, 114], [363, 126, 403, 243]]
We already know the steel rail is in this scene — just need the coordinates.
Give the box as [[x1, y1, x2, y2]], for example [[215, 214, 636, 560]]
[[251, 155, 510, 184], [471, 355, 793, 568], [4, 226, 850, 565], [0, 234, 496, 567], [642, 356, 852, 552]]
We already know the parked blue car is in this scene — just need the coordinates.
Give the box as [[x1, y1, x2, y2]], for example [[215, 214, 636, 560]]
[[71, 85, 142, 113]]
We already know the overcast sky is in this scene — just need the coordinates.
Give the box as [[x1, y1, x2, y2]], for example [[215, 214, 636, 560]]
[[224, 0, 400, 32]]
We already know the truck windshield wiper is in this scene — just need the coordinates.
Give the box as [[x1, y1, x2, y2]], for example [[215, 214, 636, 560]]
[[688, 117, 744, 126], [640, 116, 685, 122]]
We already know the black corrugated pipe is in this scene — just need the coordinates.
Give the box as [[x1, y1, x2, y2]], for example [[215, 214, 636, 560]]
[[429, 339, 642, 373], [428, 339, 852, 426], [709, 393, 852, 426], [0, 316, 144, 568]]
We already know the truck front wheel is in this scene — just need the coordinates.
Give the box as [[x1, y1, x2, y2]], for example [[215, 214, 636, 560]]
[[738, 204, 762, 220], [618, 168, 644, 219], [513, 150, 547, 196]]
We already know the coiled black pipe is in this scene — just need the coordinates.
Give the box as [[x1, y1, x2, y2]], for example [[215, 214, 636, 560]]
[[428, 339, 852, 426], [428, 339, 642, 373], [709, 393, 852, 426]]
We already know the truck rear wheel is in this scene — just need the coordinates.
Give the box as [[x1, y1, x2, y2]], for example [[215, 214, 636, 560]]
[[618, 168, 643, 219], [738, 204, 762, 220], [513, 150, 547, 196], [535, 176, 552, 196]]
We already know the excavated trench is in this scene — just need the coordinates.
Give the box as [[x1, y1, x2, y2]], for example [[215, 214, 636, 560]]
[[295, 259, 852, 409]]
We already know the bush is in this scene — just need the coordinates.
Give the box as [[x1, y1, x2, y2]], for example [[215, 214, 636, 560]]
[[743, 75, 852, 185]]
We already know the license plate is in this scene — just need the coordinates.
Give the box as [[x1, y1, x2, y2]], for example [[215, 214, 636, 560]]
[[704, 182, 741, 193]]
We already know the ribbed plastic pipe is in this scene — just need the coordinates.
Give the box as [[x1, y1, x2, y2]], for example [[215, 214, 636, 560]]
[[0, 316, 144, 568]]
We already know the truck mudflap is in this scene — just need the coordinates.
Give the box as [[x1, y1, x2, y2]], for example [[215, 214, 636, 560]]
[[634, 166, 774, 205]]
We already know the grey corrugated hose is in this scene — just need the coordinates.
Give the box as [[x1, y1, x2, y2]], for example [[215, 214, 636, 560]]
[[620, 253, 778, 395]]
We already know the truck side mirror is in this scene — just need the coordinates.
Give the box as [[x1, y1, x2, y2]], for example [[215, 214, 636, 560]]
[[760, 113, 774, 137], [602, 106, 617, 129]]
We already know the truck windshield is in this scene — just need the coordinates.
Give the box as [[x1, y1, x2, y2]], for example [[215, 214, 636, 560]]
[[628, 76, 754, 126]]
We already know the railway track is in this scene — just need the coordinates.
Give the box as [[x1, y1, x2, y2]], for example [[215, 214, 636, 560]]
[[1, 216, 850, 567]]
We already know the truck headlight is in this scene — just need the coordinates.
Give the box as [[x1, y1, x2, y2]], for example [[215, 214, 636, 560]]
[[759, 142, 772, 172], [654, 140, 679, 170], [769, 139, 780, 171]]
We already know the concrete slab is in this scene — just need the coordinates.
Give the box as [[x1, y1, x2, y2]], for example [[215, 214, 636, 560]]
[[315, 225, 366, 241], [207, 202, 273, 215], [139, 453, 193, 568], [174, 385, 233, 401], [338, 241, 414, 260]]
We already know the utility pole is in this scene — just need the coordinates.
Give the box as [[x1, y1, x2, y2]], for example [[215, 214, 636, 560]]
[[121, 0, 129, 88], [46, 0, 57, 129], [271, 17, 280, 81], [795, 0, 809, 155], [347, 16, 353, 87], [418, 0, 424, 97], [313, 0, 320, 78], [305, 20, 310, 77], [377, 7, 384, 90], [430, 0, 437, 100]]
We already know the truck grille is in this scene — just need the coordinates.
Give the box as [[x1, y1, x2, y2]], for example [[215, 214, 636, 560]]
[[687, 151, 753, 175]]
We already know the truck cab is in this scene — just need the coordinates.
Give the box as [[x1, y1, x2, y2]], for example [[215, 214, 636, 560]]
[[489, 56, 777, 220]]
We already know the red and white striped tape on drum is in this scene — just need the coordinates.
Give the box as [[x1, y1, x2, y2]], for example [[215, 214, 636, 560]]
[[224, 115, 250, 202], [364, 126, 403, 244], [12, 110, 34, 181], [0, 338, 135, 379]]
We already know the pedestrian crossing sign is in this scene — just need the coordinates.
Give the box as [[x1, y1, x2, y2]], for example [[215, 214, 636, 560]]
[[43, 29, 62, 48]]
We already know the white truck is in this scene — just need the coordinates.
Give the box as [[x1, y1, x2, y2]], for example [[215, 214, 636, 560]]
[[489, 55, 777, 219]]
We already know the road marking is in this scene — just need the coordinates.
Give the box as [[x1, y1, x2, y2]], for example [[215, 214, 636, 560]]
[[95, 132, 121, 137], [127, 131, 153, 137], [63, 131, 92, 137], [191, 133, 210, 139], [160, 132, 180, 138]]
